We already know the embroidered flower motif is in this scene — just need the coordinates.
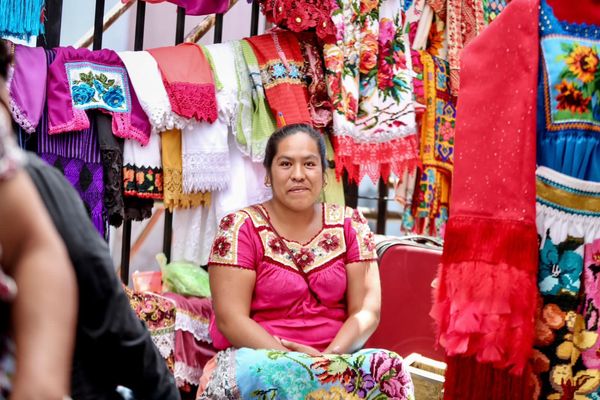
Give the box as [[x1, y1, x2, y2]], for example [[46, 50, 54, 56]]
[[363, 232, 376, 252], [427, 23, 445, 57], [71, 83, 95, 105], [344, 369, 376, 398], [548, 364, 600, 400], [319, 233, 340, 252], [294, 247, 315, 268], [102, 86, 126, 109], [565, 44, 599, 83], [212, 236, 231, 258], [556, 311, 598, 365], [352, 209, 367, 224], [370, 351, 413, 398], [439, 120, 454, 142], [155, 173, 163, 192], [268, 237, 285, 254], [93, 79, 107, 95], [555, 80, 592, 114], [536, 303, 567, 347], [538, 234, 584, 295], [312, 355, 354, 385], [219, 214, 235, 231], [289, 64, 301, 79], [272, 63, 287, 79]]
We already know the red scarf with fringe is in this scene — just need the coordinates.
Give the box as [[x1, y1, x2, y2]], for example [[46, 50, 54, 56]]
[[430, 0, 540, 398]]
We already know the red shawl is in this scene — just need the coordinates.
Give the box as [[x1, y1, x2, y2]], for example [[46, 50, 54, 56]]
[[430, 0, 540, 397]]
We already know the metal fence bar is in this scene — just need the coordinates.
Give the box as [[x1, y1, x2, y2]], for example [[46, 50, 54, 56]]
[[175, 6, 186, 45], [93, 0, 106, 50], [134, 1, 146, 51], [39, 0, 64, 48], [376, 178, 388, 234], [250, 0, 260, 36], [214, 13, 224, 43]]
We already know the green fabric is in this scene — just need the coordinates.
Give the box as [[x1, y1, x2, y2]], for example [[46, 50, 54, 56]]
[[232, 40, 252, 151], [200, 45, 223, 91], [321, 134, 345, 206], [157, 253, 211, 298], [241, 40, 276, 161]]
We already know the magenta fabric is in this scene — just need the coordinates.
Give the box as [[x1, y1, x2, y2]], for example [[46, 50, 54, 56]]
[[208, 203, 377, 351], [9, 44, 47, 134], [171, 0, 229, 15], [47, 47, 151, 145], [162, 293, 217, 388]]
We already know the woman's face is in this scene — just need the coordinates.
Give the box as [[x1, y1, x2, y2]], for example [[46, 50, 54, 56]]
[[268, 131, 324, 212]]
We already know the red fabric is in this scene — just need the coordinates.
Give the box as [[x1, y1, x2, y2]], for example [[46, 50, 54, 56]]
[[148, 43, 218, 122], [364, 244, 445, 361], [245, 31, 312, 128], [430, 0, 540, 378], [546, 0, 600, 25]]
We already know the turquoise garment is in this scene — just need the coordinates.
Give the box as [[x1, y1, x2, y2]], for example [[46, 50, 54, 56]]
[[537, 0, 600, 182], [198, 348, 414, 400]]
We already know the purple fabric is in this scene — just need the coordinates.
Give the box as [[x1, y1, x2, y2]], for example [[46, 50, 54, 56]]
[[9, 45, 47, 134], [47, 47, 151, 145], [170, 0, 229, 15], [37, 48, 106, 237]]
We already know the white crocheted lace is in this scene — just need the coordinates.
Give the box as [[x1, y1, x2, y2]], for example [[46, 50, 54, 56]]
[[175, 310, 212, 343], [174, 361, 203, 387], [181, 151, 230, 193], [150, 330, 175, 359]]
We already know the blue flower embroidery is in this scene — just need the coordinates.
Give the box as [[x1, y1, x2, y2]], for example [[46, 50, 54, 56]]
[[538, 232, 584, 296], [102, 86, 125, 109], [71, 83, 95, 105], [93, 79, 107, 95], [289, 64, 300, 79], [272, 63, 287, 79]]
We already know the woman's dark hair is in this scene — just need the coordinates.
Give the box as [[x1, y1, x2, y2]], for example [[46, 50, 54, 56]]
[[263, 123, 328, 177]]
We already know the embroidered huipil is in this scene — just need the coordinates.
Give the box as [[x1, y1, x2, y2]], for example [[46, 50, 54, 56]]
[[324, 0, 420, 184], [47, 47, 151, 145], [208, 204, 377, 351], [537, 0, 600, 182]]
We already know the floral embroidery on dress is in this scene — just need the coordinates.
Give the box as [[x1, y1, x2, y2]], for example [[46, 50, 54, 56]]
[[319, 233, 340, 252], [541, 37, 600, 131], [123, 164, 163, 199], [208, 212, 249, 266], [260, 60, 305, 90], [66, 62, 131, 113], [538, 232, 585, 296], [347, 207, 377, 260]]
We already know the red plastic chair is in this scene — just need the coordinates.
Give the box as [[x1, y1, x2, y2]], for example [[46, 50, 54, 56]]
[[365, 237, 446, 361]]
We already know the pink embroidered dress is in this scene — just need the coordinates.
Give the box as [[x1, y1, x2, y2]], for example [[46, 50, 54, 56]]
[[208, 203, 377, 351]]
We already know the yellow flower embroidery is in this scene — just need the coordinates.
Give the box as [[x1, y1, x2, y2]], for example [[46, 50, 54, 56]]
[[305, 387, 360, 400], [565, 44, 599, 83], [548, 364, 600, 400], [556, 311, 598, 365]]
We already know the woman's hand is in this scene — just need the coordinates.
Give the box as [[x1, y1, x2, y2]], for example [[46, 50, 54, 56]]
[[277, 338, 322, 357]]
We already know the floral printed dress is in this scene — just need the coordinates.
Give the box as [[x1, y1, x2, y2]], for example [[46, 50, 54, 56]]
[[197, 203, 414, 399]]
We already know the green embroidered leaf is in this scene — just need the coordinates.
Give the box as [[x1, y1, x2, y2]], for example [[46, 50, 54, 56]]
[[148, 185, 154, 191], [560, 42, 574, 53], [107, 79, 115, 86], [325, 356, 352, 376], [98, 73, 108, 83], [146, 174, 154, 181]]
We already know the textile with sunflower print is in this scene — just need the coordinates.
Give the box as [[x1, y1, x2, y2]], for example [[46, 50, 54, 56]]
[[537, 0, 600, 183], [532, 166, 600, 399], [197, 348, 414, 400], [406, 52, 454, 238], [324, 0, 420, 184]]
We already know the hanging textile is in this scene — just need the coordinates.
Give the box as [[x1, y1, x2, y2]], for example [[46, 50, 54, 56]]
[[161, 129, 211, 211], [121, 0, 229, 16], [148, 44, 218, 123], [180, 43, 233, 194], [118, 50, 188, 133], [245, 31, 312, 128], [123, 130, 163, 199], [409, 52, 454, 237], [231, 40, 255, 160], [324, 0, 420, 184], [430, 0, 539, 398], [8, 44, 47, 134], [235, 40, 276, 162], [297, 32, 333, 130], [96, 111, 125, 227], [47, 47, 151, 145], [0, 0, 45, 39]]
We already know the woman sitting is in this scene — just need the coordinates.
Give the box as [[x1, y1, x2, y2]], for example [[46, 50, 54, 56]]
[[197, 123, 414, 399]]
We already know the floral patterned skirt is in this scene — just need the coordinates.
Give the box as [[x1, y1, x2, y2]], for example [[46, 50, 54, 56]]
[[533, 166, 600, 398], [196, 348, 414, 400]]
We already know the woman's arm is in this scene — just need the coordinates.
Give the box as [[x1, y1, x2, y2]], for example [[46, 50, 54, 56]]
[[0, 170, 78, 399], [210, 266, 288, 351], [323, 260, 381, 354]]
